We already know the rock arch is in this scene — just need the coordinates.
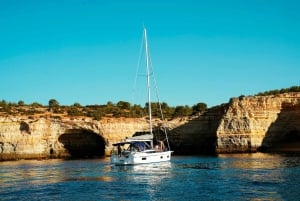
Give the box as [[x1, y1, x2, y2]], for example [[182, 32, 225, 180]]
[[58, 129, 106, 158]]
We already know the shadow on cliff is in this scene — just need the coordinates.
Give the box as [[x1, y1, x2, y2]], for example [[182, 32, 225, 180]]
[[168, 105, 227, 155], [259, 101, 300, 153], [58, 129, 106, 158]]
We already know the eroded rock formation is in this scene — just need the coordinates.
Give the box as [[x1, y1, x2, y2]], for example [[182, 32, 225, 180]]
[[0, 116, 149, 160], [1, 92, 300, 160], [168, 106, 225, 154], [216, 93, 300, 153]]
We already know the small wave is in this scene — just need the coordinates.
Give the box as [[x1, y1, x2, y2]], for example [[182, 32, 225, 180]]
[[178, 162, 220, 170], [63, 176, 114, 182]]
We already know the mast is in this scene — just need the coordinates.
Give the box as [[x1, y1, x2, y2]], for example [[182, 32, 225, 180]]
[[144, 28, 153, 136]]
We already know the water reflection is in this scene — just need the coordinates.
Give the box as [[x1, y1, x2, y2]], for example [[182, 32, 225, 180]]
[[1, 155, 300, 201], [218, 153, 300, 169], [0, 159, 66, 187], [111, 161, 172, 184], [63, 176, 114, 182], [216, 153, 299, 200], [109, 162, 173, 200], [0, 158, 111, 188]]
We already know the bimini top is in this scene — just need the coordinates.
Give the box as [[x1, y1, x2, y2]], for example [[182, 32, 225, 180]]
[[112, 134, 153, 146], [126, 134, 153, 141]]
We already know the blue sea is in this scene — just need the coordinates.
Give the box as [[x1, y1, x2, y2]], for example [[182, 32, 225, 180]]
[[1, 153, 300, 201]]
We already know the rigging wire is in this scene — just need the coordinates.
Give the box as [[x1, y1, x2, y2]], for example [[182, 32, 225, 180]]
[[132, 27, 171, 151], [147, 35, 171, 151], [131, 30, 145, 114]]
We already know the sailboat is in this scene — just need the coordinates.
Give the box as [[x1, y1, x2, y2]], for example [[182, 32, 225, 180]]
[[110, 28, 173, 165]]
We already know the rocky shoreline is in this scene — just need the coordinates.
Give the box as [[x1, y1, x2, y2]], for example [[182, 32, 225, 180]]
[[1, 92, 300, 161]]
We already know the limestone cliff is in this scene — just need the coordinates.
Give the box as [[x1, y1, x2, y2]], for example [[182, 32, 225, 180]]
[[0, 115, 150, 160], [168, 106, 225, 154], [165, 92, 300, 155], [1, 92, 300, 160], [216, 93, 300, 153]]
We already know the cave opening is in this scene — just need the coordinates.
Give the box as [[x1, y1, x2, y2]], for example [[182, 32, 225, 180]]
[[284, 130, 300, 142], [58, 129, 106, 158]]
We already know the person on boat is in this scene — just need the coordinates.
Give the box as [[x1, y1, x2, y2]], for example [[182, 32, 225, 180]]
[[117, 145, 122, 156], [159, 140, 165, 151], [155, 144, 160, 151]]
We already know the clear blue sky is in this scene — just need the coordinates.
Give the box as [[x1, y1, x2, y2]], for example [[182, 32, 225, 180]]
[[0, 0, 299, 107]]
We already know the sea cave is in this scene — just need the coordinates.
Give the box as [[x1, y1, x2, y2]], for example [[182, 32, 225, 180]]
[[58, 129, 106, 158]]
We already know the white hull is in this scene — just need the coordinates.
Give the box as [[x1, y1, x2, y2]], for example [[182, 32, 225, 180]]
[[110, 150, 173, 166]]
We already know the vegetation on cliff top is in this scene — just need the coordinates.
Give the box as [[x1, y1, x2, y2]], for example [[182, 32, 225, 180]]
[[2, 86, 298, 119], [0, 99, 207, 120], [255, 86, 300, 96]]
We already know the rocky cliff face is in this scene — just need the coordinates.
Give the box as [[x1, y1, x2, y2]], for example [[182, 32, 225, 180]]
[[168, 105, 225, 154], [165, 93, 300, 155], [1, 92, 300, 160], [216, 93, 300, 153], [0, 115, 149, 160]]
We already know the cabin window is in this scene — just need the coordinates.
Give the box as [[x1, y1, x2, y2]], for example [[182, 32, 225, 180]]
[[142, 157, 147, 160]]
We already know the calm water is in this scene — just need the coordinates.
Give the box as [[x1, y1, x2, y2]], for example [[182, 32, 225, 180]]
[[1, 154, 300, 201]]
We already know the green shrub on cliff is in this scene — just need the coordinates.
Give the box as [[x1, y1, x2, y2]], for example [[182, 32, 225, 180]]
[[18, 100, 25, 106], [0, 100, 11, 113], [192, 102, 207, 114], [48, 99, 61, 113], [173, 105, 192, 117], [67, 105, 84, 116], [0, 100, 8, 108]]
